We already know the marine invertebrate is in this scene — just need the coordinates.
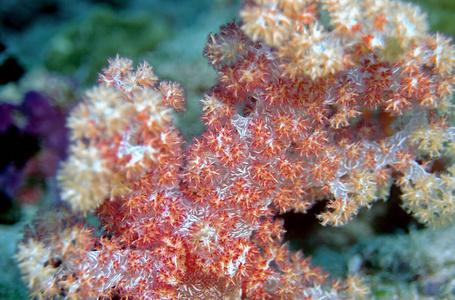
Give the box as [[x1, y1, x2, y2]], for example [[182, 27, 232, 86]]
[[16, 0, 455, 299]]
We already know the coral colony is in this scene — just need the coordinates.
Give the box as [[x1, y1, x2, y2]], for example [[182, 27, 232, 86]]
[[16, 0, 455, 299]]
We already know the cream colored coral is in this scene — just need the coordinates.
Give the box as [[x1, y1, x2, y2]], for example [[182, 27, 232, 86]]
[[58, 142, 110, 213]]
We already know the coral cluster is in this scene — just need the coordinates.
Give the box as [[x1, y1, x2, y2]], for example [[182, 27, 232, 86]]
[[16, 0, 455, 299]]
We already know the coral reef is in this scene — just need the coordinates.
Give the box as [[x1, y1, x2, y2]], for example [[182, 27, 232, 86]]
[[15, 0, 455, 299]]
